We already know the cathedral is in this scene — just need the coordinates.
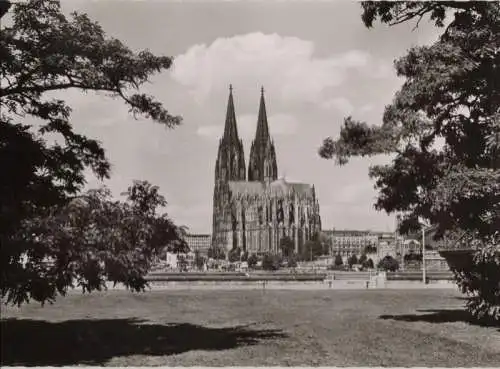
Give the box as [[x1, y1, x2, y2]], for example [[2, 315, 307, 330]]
[[211, 85, 322, 256]]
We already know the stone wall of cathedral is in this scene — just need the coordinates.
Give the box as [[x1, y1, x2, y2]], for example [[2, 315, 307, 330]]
[[214, 187, 321, 256]]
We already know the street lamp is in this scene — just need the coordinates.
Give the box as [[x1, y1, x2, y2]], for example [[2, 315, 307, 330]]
[[419, 218, 430, 284]]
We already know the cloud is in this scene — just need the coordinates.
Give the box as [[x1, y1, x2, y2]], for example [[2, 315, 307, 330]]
[[359, 103, 375, 114], [171, 33, 373, 106], [196, 125, 223, 139], [321, 97, 354, 115]]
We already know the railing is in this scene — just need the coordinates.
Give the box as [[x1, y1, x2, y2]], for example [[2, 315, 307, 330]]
[[324, 271, 372, 281], [387, 271, 454, 281]]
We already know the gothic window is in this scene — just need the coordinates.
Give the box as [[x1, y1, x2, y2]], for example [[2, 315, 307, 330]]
[[277, 199, 284, 223], [289, 203, 295, 225], [231, 209, 237, 230], [258, 206, 263, 225]]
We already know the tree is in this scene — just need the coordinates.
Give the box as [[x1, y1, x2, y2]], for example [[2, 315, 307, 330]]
[[364, 258, 375, 269], [302, 232, 324, 261], [404, 252, 422, 263], [3, 181, 185, 305], [166, 226, 190, 254], [358, 253, 368, 266], [348, 254, 359, 268], [319, 2, 499, 321], [1, 0, 182, 306], [247, 254, 258, 269], [378, 255, 399, 272], [228, 247, 241, 263], [177, 255, 188, 272], [241, 251, 249, 262], [279, 236, 295, 257], [194, 250, 205, 271], [262, 253, 281, 271], [207, 248, 225, 260], [334, 254, 344, 266], [287, 253, 298, 268]]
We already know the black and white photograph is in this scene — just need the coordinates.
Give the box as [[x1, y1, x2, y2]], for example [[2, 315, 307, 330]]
[[1, 0, 499, 367]]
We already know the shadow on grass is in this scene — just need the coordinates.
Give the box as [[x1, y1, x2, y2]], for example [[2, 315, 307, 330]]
[[379, 309, 500, 330], [1, 318, 287, 366]]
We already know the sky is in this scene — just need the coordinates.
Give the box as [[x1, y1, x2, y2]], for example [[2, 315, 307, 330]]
[[55, 0, 441, 234]]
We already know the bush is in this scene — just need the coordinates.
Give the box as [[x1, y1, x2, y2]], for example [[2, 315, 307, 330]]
[[280, 236, 295, 257], [287, 253, 298, 268], [404, 252, 422, 262], [228, 247, 241, 263], [194, 251, 205, 270], [241, 251, 249, 262], [334, 254, 343, 266], [247, 254, 258, 268], [363, 258, 374, 269], [262, 253, 281, 271], [446, 240, 500, 323], [378, 255, 399, 272], [348, 254, 358, 267]]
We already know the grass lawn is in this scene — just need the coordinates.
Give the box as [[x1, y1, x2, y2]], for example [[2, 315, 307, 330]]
[[2, 289, 499, 366]]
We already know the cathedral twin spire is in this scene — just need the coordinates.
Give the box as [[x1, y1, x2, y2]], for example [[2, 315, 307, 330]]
[[222, 84, 239, 143], [215, 85, 278, 185], [249, 86, 278, 182]]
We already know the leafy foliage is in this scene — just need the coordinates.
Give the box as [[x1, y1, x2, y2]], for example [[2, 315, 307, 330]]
[[240, 251, 249, 262], [286, 253, 298, 268], [1, 0, 183, 306], [363, 258, 375, 269], [302, 232, 324, 261], [319, 1, 499, 321], [319, 2, 500, 239], [2, 181, 186, 306], [348, 254, 359, 267], [247, 254, 258, 268], [194, 250, 205, 271], [334, 254, 343, 266], [447, 233, 500, 322], [378, 255, 399, 272], [228, 247, 241, 263], [404, 252, 423, 262], [279, 236, 294, 257], [262, 253, 281, 271]]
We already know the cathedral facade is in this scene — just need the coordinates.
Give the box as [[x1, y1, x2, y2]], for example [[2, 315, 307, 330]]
[[211, 86, 322, 256]]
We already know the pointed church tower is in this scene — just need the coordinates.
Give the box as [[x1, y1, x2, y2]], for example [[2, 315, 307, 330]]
[[214, 85, 246, 183], [212, 85, 246, 252], [248, 87, 278, 182]]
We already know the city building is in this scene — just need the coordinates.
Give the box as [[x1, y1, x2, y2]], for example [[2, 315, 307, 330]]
[[323, 229, 380, 258], [211, 86, 322, 256], [184, 234, 211, 256], [377, 233, 398, 259]]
